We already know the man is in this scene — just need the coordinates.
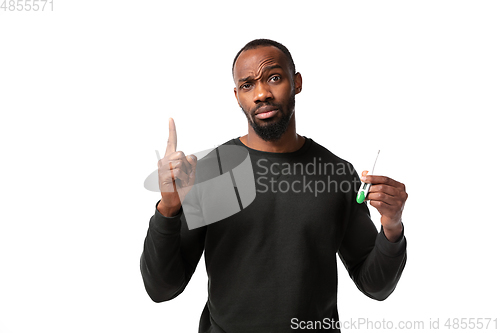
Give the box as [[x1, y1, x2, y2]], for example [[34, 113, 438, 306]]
[[140, 39, 408, 332]]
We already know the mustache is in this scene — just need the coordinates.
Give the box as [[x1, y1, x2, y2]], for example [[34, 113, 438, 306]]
[[251, 102, 282, 115]]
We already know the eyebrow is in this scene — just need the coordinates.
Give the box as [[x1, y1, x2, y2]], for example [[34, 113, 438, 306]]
[[238, 64, 283, 83]]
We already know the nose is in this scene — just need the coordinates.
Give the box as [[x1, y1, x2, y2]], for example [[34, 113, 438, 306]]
[[253, 81, 273, 104]]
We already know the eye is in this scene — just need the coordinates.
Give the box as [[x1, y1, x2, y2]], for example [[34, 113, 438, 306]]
[[240, 83, 252, 90], [269, 75, 281, 82]]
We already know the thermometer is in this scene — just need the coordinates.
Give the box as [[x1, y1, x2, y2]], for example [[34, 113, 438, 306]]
[[356, 150, 380, 204]]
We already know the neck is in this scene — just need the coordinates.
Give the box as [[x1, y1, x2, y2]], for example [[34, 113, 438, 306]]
[[240, 114, 304, 153]]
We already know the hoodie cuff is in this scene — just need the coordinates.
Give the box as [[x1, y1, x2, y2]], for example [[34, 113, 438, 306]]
[[151, 200, 184, 235], [377, 223, 407, 257]]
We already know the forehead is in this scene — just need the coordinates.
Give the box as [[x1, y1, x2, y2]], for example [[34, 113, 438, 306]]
[[233, 46, 289, 82]]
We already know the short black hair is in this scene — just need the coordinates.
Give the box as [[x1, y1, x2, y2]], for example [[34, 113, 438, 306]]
[[232, 39, 296, 77]]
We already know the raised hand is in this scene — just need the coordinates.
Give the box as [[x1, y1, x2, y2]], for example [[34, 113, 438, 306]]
[[157, 118, 197, 217], [361, 171, 408, 242]]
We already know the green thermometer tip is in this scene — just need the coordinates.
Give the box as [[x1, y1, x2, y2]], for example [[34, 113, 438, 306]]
[[356, 192, 365, 204]]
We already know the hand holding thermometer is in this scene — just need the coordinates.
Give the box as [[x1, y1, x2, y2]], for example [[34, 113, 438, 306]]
[[356, 150, 380, 204]]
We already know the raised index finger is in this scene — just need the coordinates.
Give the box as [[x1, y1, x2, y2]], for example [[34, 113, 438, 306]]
[[165, 117, 177, 157]]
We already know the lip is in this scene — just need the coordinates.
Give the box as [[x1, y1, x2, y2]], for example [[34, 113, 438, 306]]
[[255, 105, 278, 115], [255, 109, 278, 120], [254, 106, 279, 120]]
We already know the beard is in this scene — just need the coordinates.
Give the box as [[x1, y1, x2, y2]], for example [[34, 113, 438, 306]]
[[240, 92, 295, 142]]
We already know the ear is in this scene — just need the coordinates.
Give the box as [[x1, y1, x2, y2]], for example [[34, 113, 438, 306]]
[[294, 72, 303, 95], [234, 87, 241, 107]]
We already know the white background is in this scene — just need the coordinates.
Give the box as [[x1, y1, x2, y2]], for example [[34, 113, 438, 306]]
[[1, 1, 498, 332]]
